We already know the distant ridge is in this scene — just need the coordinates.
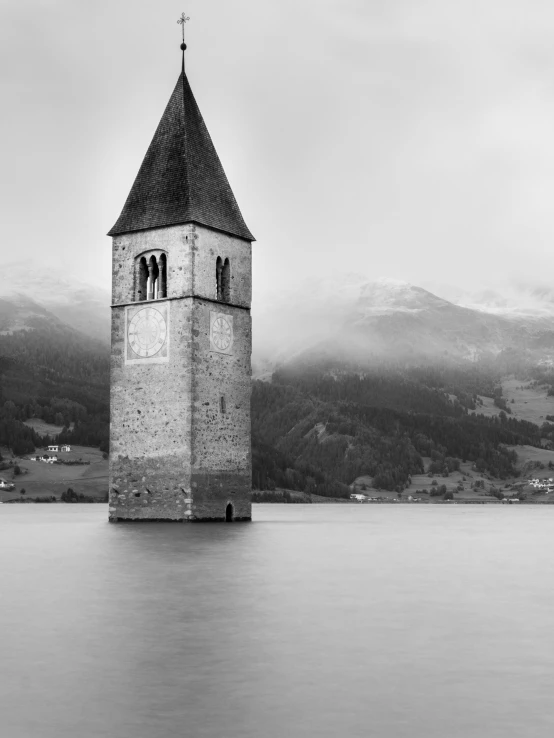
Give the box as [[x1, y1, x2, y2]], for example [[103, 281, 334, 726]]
[[0, 263, 110, 344], [2, 266, 554, 368], [254, 276, 554, 370]]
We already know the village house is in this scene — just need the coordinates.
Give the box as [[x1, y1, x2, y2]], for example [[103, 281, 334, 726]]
[[45, 443, 70, 455], [33, 455, 58, 463], [529, 477, 554, 493]]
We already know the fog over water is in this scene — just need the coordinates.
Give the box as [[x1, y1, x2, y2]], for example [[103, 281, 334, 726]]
[[2, 505, 554, 738]]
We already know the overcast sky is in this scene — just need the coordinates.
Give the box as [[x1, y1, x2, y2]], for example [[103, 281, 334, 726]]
[[3, 0, 554, 306]]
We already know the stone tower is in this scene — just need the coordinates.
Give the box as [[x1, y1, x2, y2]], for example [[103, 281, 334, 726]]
[[107, 57, 254, 522]]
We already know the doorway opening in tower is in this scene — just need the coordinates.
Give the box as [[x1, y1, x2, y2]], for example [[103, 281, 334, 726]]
[[225, 503, 234, 522]]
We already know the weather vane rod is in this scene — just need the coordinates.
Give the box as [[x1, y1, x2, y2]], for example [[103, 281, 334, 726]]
[[177, 12, 190, 71]]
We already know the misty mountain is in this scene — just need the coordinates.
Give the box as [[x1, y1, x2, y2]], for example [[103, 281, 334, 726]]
[[432, 282, 554, 321], [0, 293, 109, 453], [1, 264, 110, 344], [332, 280, 554, 362], [250, 278, 554, 496], [2, 269, 554, 496], [3, 265, 553, 369], [0, 294, 67, 334], [255, 277, 554, 371]]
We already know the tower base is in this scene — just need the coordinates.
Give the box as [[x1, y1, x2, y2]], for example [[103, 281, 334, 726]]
[[108, 462, 252, 522], [108, 516, 252, 522]]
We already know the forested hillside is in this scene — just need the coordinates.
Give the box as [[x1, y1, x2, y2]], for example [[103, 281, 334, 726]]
[[251, 362, 546, 496], [0, 326, 109, 453], [1, 313, 552, 500]]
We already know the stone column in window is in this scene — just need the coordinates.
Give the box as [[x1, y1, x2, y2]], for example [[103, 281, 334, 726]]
[[159, 254, 167, 298], [216, 256, 223, 301], [137, 257, 148, 301], [147, 258, 155, 300]]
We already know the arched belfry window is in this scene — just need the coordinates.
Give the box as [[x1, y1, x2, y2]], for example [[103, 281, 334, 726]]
[[216, 256, 231, 303], [147, 256, 159, 300], [159, 254, 167, 299], [135, 252, 168, 302], [137, 257, 148, 301]]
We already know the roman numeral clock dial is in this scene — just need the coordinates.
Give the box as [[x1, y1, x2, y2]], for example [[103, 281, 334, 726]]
[[211, 316, 231, 350], [210, 311, 234, 355], [125, 305, 169, 365]]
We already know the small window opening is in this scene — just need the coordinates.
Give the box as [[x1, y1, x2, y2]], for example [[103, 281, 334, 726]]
[[159, 253, 167, 298], [216, 256, 223, 301], [216, 257, 230, 302], [137, 257, 148, 301], [147, 255, 160, 300], [222, 258, 230, 302], [220, 396, 226, 414], [225, 503, 234, 522]]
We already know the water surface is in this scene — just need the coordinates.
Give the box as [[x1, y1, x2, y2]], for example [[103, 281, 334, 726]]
[[1, 504, 554, 737]]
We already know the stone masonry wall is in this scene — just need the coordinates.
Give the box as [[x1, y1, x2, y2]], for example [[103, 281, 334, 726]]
[[111, 223, 251, 308], [189, 226, 252, 520], [192, 226, 252, 308], [109, 224, 252, 521], [109, 299, 194, 520], [191, 301, 252, 520], [111, 224, 194, 305]]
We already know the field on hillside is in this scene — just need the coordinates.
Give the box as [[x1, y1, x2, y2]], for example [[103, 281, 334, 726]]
[[352, 450, 554, 503], [23, 418, 75, 437], [406, 462, 505, 502], [504, 444, 554, 474], [502, 378, 554, 424], [0, 445, 107, 502], [472, 378, 554, 425]]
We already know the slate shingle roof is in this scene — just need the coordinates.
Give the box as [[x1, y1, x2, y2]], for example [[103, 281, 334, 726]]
[[108, 71, 254, 241]]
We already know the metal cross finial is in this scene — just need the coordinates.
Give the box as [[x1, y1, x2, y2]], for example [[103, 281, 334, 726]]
[[177, 12, 190, 44]]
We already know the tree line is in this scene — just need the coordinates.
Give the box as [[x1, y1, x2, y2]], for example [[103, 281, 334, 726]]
[[251, 364, 545, 494]]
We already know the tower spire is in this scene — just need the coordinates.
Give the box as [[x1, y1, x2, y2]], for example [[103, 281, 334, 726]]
[[107, 32, 254, 241], [177, 12, 190, 72]]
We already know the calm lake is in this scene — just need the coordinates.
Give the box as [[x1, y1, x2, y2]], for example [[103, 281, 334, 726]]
[[1, 504, 554, 737]]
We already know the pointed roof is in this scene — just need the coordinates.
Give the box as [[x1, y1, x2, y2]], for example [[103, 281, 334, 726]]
[[108, 71, 254, 241]]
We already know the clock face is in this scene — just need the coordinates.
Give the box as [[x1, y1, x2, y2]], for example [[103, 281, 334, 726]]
[[211, 316, 232, 351], [128, 306, 167, 359], [210, 311, 234, 354]]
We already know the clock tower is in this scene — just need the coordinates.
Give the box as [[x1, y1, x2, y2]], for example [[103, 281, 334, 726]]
[[107, 46, 254, 521]]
